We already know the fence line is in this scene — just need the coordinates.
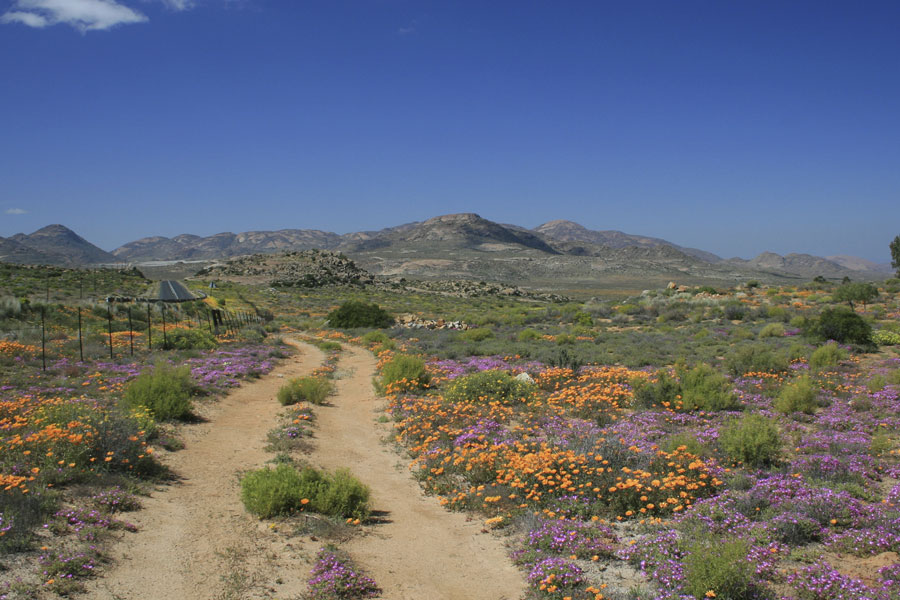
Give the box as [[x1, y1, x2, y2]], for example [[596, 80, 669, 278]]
[[1, 299, 266, 369]]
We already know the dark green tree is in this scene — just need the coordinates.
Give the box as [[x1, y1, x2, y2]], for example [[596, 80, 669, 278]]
[[891, 235, 900, 277], [326, 300, 394, 328], [803, 307, 873, 347]]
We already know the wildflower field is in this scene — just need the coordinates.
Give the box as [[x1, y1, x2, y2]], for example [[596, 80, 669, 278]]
[[0, 334, 282, 595], [3, 264, 900, 600], [370, 278, 900, 600]]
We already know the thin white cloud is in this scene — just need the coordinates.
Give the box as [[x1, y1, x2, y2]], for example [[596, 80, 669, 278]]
[[1, 10, 50, 26], [398, 26, 415, 35], [159, 0, 194, 11], [1, 0, 148, 32], [5, 208, 28, 215]]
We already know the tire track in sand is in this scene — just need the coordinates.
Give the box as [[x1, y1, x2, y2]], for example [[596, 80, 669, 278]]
[[306, 345, 526, 600], [85, 341, 325, 600]]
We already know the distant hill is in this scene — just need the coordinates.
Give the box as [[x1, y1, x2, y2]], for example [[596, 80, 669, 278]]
[[0, 236, 55, 264], [3, 216, 890, 289], [2, 225, 116, 266], [113, 229, 342, 262], [724, 252, 883, 279], [533, 220, 722, 263], [826, 255, 893, 274]]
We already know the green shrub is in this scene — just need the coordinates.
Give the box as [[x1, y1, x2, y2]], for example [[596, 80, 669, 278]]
[[241, 465, 370, 520], [677, 363, 739, 412], [360, 330, 390, 345], [277, 376, 334, 406], [787, 342, 808, 362], [572, 311, 593, 326], [809, 342, 848, 370], [316, 340, 342, 352], [774, 375, 819, 415], [327, 301, 394, 328], [315, 468, 371, 520], [630, 371, 680, 409], [758, 323, 785, 339], [444, 370, 535, 405], [162, 327, 218, 350], [459, 327, 494, 342], [874, 330, 900, 346], [240, 463, 311, 518], [662, 432, 707, 457], [378, 354, 430, 393], [719, 414, 781, 467], [238, 325, 267, 344], [723, 302, 746, 320], [724, 343, 789, 376], [803, 307, 873, 347], [122, 362, 194, 421], [517, 328, 541, 342], [682, 537, 755, 600], [867, 374, 887, 392]]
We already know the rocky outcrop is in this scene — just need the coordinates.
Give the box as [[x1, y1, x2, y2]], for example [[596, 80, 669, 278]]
[[196, 250, 374, 288]]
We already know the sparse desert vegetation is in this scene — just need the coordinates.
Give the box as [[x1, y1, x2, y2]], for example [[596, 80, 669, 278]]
[[2, 262, 900, 599]]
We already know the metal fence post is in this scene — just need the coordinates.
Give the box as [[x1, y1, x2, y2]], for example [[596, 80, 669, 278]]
[[41, 305, 46, 371], [78, 306, 84, 362], [107, 303, 114, 360]]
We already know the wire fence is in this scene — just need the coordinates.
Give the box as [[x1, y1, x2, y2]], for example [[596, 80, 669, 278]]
[[0, 298, 266, 369]]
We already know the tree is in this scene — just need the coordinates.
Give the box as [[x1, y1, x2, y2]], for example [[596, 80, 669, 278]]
[[803, 306, 873, 347], [891, 235, 900, 277], [326, 301, 394, 328], [833, 282, 879, 310]]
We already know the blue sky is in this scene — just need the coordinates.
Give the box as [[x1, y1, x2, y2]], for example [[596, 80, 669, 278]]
[[1, 1, 898, 262]]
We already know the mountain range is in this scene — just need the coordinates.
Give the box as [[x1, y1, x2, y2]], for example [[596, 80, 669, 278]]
[[1, 215, 892, 288]]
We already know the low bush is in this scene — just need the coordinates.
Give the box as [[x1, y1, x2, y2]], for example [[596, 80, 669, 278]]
[[724, 343, 789, 376], [378, 354, 430, 393], [758, 323, 785, 338], [444, 369, 535, 405], [122, 362, 194, 421], [719, 414, 782, 467], [682, 537, 756, 600], [238, 325, 267, 344], [240, 463, 312, 518], [459, 327, 494, 342], [630, 371, 680, 410], [874, 329, 900, 346], [678, 363, 739, 412], [162, 327, 218, 350], [316, 340, 343, 352], [774, 375, 820, 415], [517, 328, 541, 342], [240, 464, 370, 520], [360, 330, 390, 345], [314, 468, 371, 520], [809, 341, 848, 370], [327, 301, 394, 329], [277, 376, 334, 406]]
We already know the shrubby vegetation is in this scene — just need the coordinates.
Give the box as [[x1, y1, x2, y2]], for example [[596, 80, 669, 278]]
[[277, 376, 334, 406], [377, 354, 430, 393], [122, 362, 195, 421], [240, 464, 370, 520], [327, 300, 394, 328]]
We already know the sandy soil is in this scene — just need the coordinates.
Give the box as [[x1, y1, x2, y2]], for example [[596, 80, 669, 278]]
[[85, 341, 526, 600]]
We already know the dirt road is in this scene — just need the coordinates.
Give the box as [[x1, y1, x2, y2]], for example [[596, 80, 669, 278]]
[[85, 341, 326, 599], [87, 341, 525, 599], [306, 345, 525, 600]]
